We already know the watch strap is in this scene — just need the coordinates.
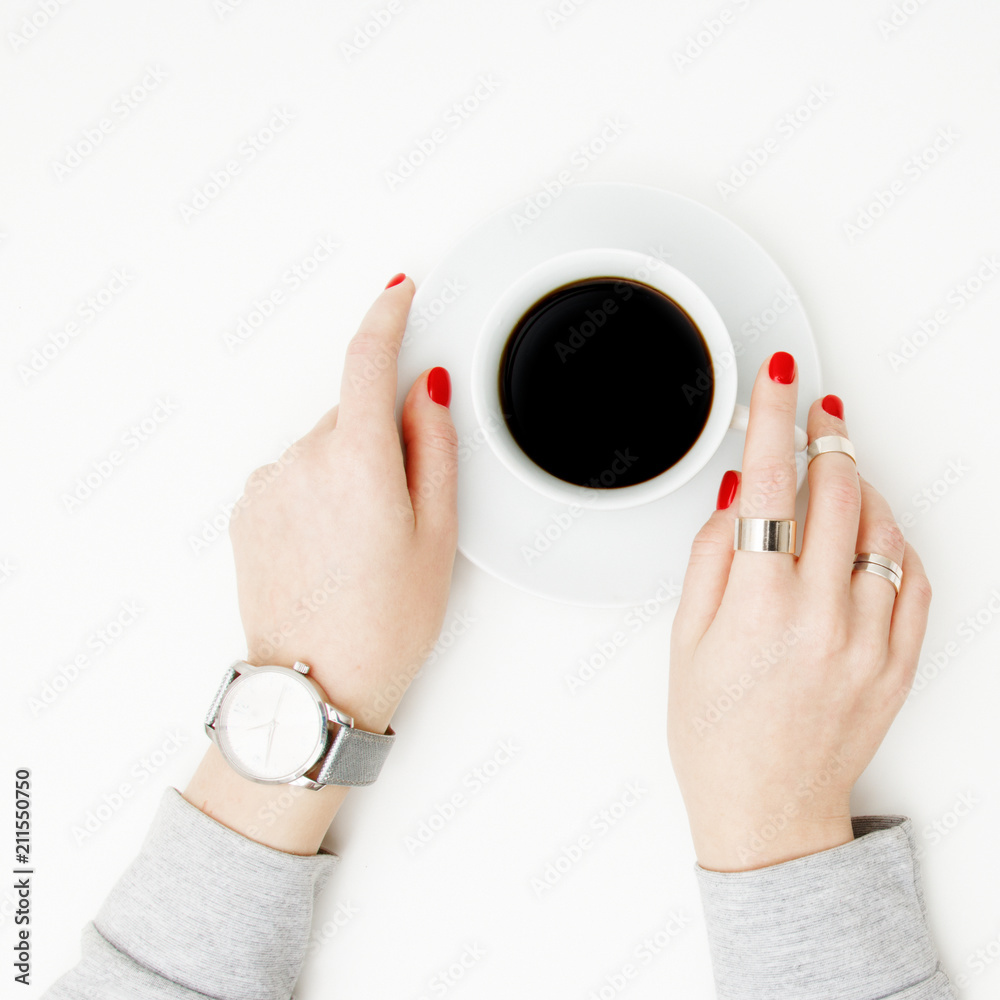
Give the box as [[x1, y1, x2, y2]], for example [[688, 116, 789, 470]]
[[205, 662, 241, 728], [313, 721, 396, 787]]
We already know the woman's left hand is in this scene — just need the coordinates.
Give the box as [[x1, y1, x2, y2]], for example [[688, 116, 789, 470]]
[[228, 275, 458, 736], [185, 275, 459, 854]]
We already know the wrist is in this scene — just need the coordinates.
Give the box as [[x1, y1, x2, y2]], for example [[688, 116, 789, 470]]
[[691, 811, 854, 872], [183, 745, 349, 856]]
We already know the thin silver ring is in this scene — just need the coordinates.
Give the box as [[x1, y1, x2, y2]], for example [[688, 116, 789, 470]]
[[852, 561, 901, 596], [807, 435, 857, 466], [734, 518, 797, 554], [854, 552, 903, 580]]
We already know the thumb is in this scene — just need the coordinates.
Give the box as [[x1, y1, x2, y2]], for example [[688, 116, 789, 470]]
[[401, 367, 458, 540]]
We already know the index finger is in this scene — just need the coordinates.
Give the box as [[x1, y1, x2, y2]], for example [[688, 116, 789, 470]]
[[737, 351, 800, 524], [338, 275, 414, 431]]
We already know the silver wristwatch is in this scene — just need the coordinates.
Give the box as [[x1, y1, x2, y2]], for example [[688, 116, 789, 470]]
[[205, 660, 395, 788]]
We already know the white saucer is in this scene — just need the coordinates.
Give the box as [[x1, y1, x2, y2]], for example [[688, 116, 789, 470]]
[[396, 182, 821, 607]]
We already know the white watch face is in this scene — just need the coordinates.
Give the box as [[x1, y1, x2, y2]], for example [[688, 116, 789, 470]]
[[216, 667, 327, 783]]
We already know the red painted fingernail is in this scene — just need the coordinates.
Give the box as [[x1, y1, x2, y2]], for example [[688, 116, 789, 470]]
[[385, 273, 406, 289], [768, 351, 796, 384], [822, 394, 844, 419], [717, 470, 739, 510], [427, 366, 451, 407]]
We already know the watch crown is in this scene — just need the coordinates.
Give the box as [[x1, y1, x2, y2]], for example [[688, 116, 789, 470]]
[[292, 660, 310, 675]]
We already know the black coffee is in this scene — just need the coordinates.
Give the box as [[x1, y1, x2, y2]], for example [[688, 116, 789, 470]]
[[498, 278, 713, 489]]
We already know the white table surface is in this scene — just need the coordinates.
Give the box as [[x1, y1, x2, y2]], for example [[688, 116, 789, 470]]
[[3, 2, 999, 997]]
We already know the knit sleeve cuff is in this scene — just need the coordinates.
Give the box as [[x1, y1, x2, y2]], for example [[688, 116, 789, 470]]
[[695, 816, 955, 1000], [92, 786, 338, 1000]]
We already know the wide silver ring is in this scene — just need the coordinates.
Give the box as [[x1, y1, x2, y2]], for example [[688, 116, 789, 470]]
[[734, 518, 797, 554], [807, 435, 857, 466], [854, 552, 903, 579], [852, 552, 902, 596]]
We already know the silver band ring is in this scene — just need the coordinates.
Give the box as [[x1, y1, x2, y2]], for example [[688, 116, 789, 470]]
[[807, 435, 857, 466], [854, 552, 903, 579], [734, 518, 797, 554], [852, 561, 901, 596], [852, 552, 902, 596]]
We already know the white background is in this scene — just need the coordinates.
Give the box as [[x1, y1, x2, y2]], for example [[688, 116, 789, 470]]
[[3, 1, 1000, 997]]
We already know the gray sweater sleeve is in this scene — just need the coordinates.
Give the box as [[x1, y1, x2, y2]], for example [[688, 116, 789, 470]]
[[46, 795, 956, 1000], [695, 815, 957, 1000], [43, 787, 338, 1000]]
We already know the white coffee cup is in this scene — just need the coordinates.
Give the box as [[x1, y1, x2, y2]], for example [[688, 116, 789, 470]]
[[471, 248, 803, 511]]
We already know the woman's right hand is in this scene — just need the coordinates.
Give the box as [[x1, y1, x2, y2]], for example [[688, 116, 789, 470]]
[[667, 353, 933, 872]]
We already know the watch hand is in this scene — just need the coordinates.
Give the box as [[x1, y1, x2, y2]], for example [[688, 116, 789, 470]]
[[263, 719, 277, 767], [271, 686, 286, 723], [233, 721, 274, 733], [261, 686, 286, 767]]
